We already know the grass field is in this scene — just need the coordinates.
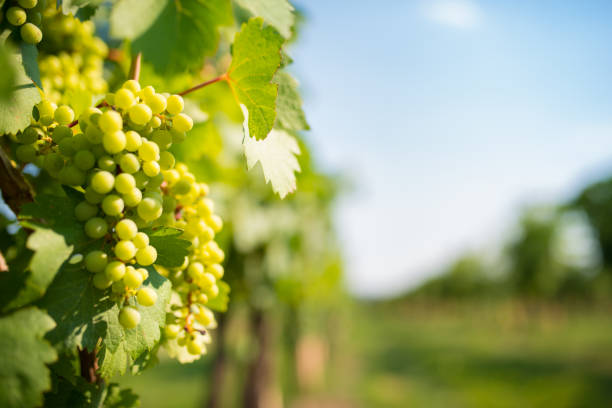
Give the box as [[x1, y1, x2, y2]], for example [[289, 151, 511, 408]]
[[121, 300, 612, 407]]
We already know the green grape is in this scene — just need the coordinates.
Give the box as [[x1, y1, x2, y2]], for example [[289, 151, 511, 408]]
[[133, 232, 149, 249], [85, 217, 108, 238], [138, 267, 149, 281], [43, 153, 64, 175], [146, 93, 167, 114], [7, 7, 27, 26], [123, 266, 143, 289], [186, 338, 203, 355], [85, 125, 104, 144], [164, 324, 181, 339], [91, 170, 115, 194], [98, 111, 122, 133], [207, 263, 224, 279], [93, 272, 113, 289], [16, 144, 37, 163], [173, 178, 192, 195], [195, 307, 214, 326], [119, 306, 141, 329], [162, 196, 177, 213], [187, 262, 205, 280], [205, 283, 219, 298], [114, 88, 135, 110], [196, 198, 214, 216], [115, 240, 136, 262], [114, 173, 136, 194], [97, 155, 116, 172], [123, 80, 140, 93], [138, 141, 160, 161], [59, 165, 86, 186], [159, 151, 175, 170], [37, 100, 56, 125], [123, 187, 142, 207], [74, 201, 98, 221], [85, 250, 108, 273], [54, 105, 75, 125], [128, 103, 152, 125], [119, 153, 140, 173], [74, 150, 95, 170], [133, 171, 148, 189], [27, 12, 42, 25], [171, 129, 186, 143], [147, 173, 164, 189], [72, 133, 91, 151], [84, 186, 104, 204], [135, 245, 157, 266], [206, 214, 223, 233], [52, 125, 72, 143], [105, 261, 126, 281], [58, 137, 76, 157], [18, 126, 41, 144], [139, 85, 155, 100], [18, 0, 38, 9], [172, 113, 193, 132], [201, 272, 216, 288], [124, 130, 142, 152], [166, 95, 184, 115], [103, 130, 127, 154], [137, 197, 162, 221], [151, 130, 172, 150], [115, 219, 137, 240], [163, 169, 180, 185], [142, 161, 160, 177], [149, 116, 162, 128], [101, 194, 124, 216], [21, 22, 42, 44]]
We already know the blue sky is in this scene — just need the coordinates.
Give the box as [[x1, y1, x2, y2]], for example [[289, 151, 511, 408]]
[[290, 0, 612, 297]]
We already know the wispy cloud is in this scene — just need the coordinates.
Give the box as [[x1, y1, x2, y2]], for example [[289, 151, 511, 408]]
[[425, 0, 483, 29]]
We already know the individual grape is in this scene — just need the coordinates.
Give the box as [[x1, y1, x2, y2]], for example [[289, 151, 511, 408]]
[[93, 272, 113, 289], [84, 186, 104, 204], [146, 93, 167, 114], [85, 250, 108, 273], [172, 113, 193, 132], [115, 219, 137, 240], [137, 267, 149, 281], [149, 116, 162, 128], [187, 262, 205, 280], [123, 80, 140, 93], [206, 214, 223, 233], [43, 153, 64, 175], [85, 217, 108, 239], [124, 131, 142, 152], [119, 153, 140, 173], [27, 12, 42, 25], [21, 22, 42, 44], [98, 111, 122, 133], [58, 165, 86, 186], [207, 264, 224, 279], [163, 169, 180, 185], [164, 324, 181, 339], [151, 130, 172, 150], [123, 266, 143, 289], [133, 232, 149, 249], [115, 173, 136, 194], [54, 105, 75, 125], [7, 7, 27, 26], [147, 173, 164, 189], [85, 125, 104, 144], [119, 306, 141, 329], [138, 140, 160, 162], [52, 125, 72, 143], [123, 187, 143, 207], [135, 245, 157, 266], [128, 103, 152, 125], [74, 201, 98, 221], [139, 85, 155, 100], [115, 240, 136, 262], [195, 307, 214, 326], [97, 156, 116, 172], [74, 150, 95, 170], [18, 0, 38, 8], [206, 284, 219, 298], [136, 287, 157, 306], [37, 100, 56, 125], [201, 272, 216, 288], [166, 95, 184, 115], [159, 151, 175, 170], [114, 88, 135, 110], [90, 171, 115, 194], [103, 130, 127, 154], [186, 338, 202, 355], [172, 178, 192, 195], [196, 198, 214, 216], [16, 144, 37, 163], [137, 198, 162, 221], [18, 126, 40, 144], [142, 161, 160, 177], [105, 261, 126, 281], [102, 194, 124, 216]]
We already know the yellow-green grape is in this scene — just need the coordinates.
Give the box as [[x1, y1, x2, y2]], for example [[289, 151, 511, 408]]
[[119, 153, 140, 173], [186, 338, 203, 355], [137, 268, 149, 281], [7, 7, 27, 26], [137, 198, 162, 221], [146, 93, 167, 114], [165, 324, 181, 339], [101, 194, 124, 216], [19, 0, 38, 9], [119, 306, 141, 329], [136, 287, 157, 306], [103, 130, 126, 154], [114, 88, 135, 110], [142, 161, 160, 177], [115, 219, 137, 240], [21, 22, 42, 44], [133, 232, 149, 249], [166, 95, 184, 115], [206, 214, 223, 233], [123, 266, 143, 289], [51, 125, 72, 143], [172, 113, 193, 132], [115, 173, 136, 194], [91, 171, 114, 195], [159, 151, 175, 170], [85, 217, 108, 238], [187, 262, 205, 280], [135, 245, 157, 266], [97, 156, 116, 172], [123, 79, 140, 93], [99, 111, 122, 133], [54, 105, 75, 125], [138, 140, 160, 161], [37, 100, 56, 125], [114, 240, 136, 262], [207, 264, 224, 279], [93, 272, 113, 289], [123, 188, 143, 207], [124, 131, 142, 152], [85, 250, 108, 273], [74, 201, 98, 221], [129, 103, 152, 125], [139, 85, 155, 100], [105, 261, 126, 281], [195, 307, 214, 326]]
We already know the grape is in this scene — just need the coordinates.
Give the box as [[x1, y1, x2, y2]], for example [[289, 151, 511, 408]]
[[114, 88, 135, 110], [135, 245, 157, 266], [21, 22, 42, 44], [124, 131, 142, 152], [123, 80, 141, 93], [173, 178, 192, 195], [119, 153, 140, 173], [85, 125, 104, 144], [105, 261, 126, 281], [207, 264, 224, 279], [206, 284, 219, 298], [187, 262, 205, 280], [93, 272, 113, 289], [186, 339, 202, 355], [151, 130, 172, 150], [18, 126, 40, 144], [85, 217, 108, 239], [114, 240, 136, 261], [133, 232, 149, 249], [123, 266, 143, 289], [163, 169, 180, 185], [59, 165, 86, 186], [54, 105, 75, 125], [123, 187, 143, 207], [18, 0, 38, 8], [137, 198, 162, 221], [103, 130, 127, 154], [149, 116, 162, 128], [164, 324, 181, 339], [115, 219, 137, 240], [166, 95, 184, 115], [37, 100, 56, 125], [102, 194, 124, 216], [85, 251, 108, 273], [138, 141, 159, 161], [148, 174, 164, 189], [128, 104, 152, 125], [196, 307, 214, 326], [115, 173, 136, 194], [196, 198, 214, 216], [139, 85, 155, 100], [74, 150, 95, 170], [172, 113, 193, 132], [146, 93, 167, 114], [206, 214, 223, 233], [74, 201, 98, 221], [142, 161, 160, 177], [201, 272, 216, 288], [119, 306, 141, 329], [16, 144, 37, 163], [91, 171, 115, 194], [52, 125, 72, 143], [28, 11, 42, 25], [85, 186, 104, 204], [7, 7, 27, 26], [138, 267, 149, 281], [97, 156, 116, 172], [159, 151, 175, 170], [98, 111, 122, 133], [135, 287, 157, 307], [43, 153, 64, 175]]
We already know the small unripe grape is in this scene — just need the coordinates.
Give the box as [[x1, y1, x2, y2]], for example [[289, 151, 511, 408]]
[[172, 113, 193, 132], [16, 144, 37, 163], [166, 95, 184, 115], [54, 105, 75, 125], [102, 194, 124, 216], [115, 219, 138, 240], [133, 232, 149, 249], [187, 262, 205, 280], [124, 131, 142, 152], [137, 198, 162, 221], [43, 153, 64, 175], [112, 281, 125, 294], [165, 324, 181, 339], [103, 130, 127, 154], [18, 126, 40, 144], [90, 171, 115, 194], [158, 151, 175, 171], [146, 93, 167, 114], [85, 251, 108, 273], [20, 22, 42, 44], [93, 272, 113, 289], [85, 217, 108, 239], [142, 161, 160, 177], [186, 339, 202, 355], [138, 140, 160, 161], [74, 201, 98, 221], [171, 130, 186, 143], [173, 178, 192, 195], [136, 287, 157, 306], [52, 125, 72, 143], [123, 79, 140, 93], [135, 245, 157, 266], [123, 188, 143, 207], [115, 173, 136, 194], [74, 150, 95, 170], [59, 165, 86, 186], [206, 214, 223, 233], [85, 125, 104, 144], [97, 156, 116, 172], [18, 0, 38, 9], [119, 306, 141, 329], [149, 116, 162, 128], [85, 186, 104, 204], [123, 266, 143, 288], [27, 11, 42, 25], [105, 261, 126, 281], [7, 7, 27, 26], [148, 174, 164, 189], [129, 104, 152, 125], [99, 111, 123, 133], [115, 240, 136, 261], [119, 153, 140, 173], [151, 130, 172, 150], [114, 88, 135, 110], [207, 264, 224, 279]]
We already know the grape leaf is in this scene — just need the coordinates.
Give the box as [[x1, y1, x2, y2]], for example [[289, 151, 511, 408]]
[[206, 280, 230, 312], [0, 44, 16, 101], [58, 0, 104, 15], [20, 43, 41, 89], [228, 18, 284, 140], [0, 307, 57, 408], [273, 71, 309, 131], [104, 384, 140, 408], [243, 105, 301, 198], [110, 0, 233, 74], [144, 227, 191, 268], [234, 0, 295, 39]]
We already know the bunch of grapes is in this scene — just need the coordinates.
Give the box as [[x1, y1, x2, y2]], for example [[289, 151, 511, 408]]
[[156, 165, 225, 357], [12, 79, 196, 329], [39, 9, 108, 103], [1, 0, 46, 44]]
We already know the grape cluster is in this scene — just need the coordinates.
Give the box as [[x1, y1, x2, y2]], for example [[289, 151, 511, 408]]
[[39, 9, 108, 103], [1, 0, 45, 44], [13, 79, 196, 329]]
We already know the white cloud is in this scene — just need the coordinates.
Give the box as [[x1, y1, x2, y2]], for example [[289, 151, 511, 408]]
[[425, 0, 482, 29]]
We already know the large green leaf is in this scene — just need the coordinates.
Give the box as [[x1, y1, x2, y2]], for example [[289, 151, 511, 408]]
[[0, 44, 17, 101], [0, 308, 57, 408], [20, 43, 41, 89], [234, 0, 295, 39], [110, 0, 233, 74], [273, 71, 309, 131], [228, 18, 284, 140]]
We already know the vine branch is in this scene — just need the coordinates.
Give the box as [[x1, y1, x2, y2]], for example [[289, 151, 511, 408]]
[[129, 52, 142, 82], [78, 347, 101, 384], [179, 73, 228, 96], [0, 144, 33, 214]]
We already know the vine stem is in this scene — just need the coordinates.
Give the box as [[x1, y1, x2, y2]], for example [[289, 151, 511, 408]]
[[78, 347, 101, 384], [178, 73, 229, 96], [0, 144, 33, 214], [129, 52, 142, 82]]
